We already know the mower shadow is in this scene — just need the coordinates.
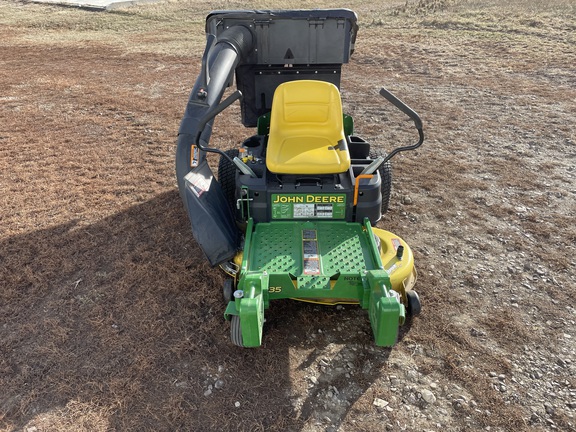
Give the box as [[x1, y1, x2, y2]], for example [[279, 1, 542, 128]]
[[0, 191, 408, 431]]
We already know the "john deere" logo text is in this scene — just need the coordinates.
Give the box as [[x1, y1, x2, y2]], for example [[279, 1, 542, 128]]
[[272, 195, 345, 204]]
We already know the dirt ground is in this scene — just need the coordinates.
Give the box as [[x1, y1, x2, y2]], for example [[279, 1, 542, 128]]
[[1, 0, 575, 431]]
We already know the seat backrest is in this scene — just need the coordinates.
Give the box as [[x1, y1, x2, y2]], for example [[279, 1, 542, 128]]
[[266, 80, 351, 175]]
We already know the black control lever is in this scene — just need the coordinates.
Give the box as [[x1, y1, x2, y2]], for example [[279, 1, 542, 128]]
[[378, 87, 425, 165], [194, 90, 243, 163], [379, 87, 423, 130], [193, 90, 257, 177]]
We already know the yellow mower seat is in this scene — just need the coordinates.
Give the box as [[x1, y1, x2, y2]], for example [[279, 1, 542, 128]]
[[266, 80, 351, 175]]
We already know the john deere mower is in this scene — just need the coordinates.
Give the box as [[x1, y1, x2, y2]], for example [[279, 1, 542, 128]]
[[175, 9, 424, 348]]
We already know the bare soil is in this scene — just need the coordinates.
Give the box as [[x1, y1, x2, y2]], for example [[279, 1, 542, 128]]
[[1, 0, 575, 431]]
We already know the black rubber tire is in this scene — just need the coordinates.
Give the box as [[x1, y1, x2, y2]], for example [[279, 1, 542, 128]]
[[217, 149, 239, 214], [223, 279, 234, 304], [230, 315, 243, 347], [406, 290, 421, 317], [369, 149, 392, 214]]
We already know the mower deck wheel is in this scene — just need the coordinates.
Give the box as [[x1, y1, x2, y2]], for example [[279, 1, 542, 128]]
[[230, 315, 243, 347], [406, 290, 421, 317]]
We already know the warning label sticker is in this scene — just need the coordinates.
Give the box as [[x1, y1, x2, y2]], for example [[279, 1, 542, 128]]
[[184, 170, 212, 198], [293, 204, 335, 218], [302, 229, 321, 275], [302, 230, 317, 240], [303, 239, 318, 258], [303, 258, 320, 275]]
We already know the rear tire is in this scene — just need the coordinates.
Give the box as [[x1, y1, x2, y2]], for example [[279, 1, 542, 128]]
[[230, 315, 243, 347], [369, 149, 392, 213], [223, 279, 233, 305], [217, 149, 239, 214]]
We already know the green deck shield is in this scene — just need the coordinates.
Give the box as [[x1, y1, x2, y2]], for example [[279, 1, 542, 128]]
[[237, 273, 268, 347], [367, 270, 404, 346]]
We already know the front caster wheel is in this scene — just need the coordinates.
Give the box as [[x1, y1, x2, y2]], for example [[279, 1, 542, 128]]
[[406, 290, 421, 317], [230, 315, 243, 347]]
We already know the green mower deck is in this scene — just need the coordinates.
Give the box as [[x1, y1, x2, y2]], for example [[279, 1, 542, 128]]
[[225, 219, 405, 347]]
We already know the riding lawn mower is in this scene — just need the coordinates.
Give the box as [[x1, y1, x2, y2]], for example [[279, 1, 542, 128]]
[[175, 9, 424, 347]]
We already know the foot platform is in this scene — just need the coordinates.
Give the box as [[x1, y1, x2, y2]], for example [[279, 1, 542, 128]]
[[224, 219, 418, 347]]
